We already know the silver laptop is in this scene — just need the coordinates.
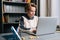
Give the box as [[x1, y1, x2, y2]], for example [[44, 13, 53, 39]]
[[36, 17, 57, 35]]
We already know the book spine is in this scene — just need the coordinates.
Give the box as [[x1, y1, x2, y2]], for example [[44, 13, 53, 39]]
[[25, 0, 31, 3], [23, 0, 31, 3]]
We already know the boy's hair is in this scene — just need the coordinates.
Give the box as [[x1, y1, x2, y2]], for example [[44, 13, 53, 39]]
[[25, 3, 37, 12]]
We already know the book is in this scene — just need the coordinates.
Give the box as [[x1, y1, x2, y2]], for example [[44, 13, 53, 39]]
[[4, 5, 10, 13], [11, 26, 22, 40], [23, 0, 31, 3], [4, 15, 9, 23], [4, 5, 25, 13], [2, 16, 5, 23]]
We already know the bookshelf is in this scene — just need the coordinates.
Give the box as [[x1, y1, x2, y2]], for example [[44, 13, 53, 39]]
[[1, 0, 40, 33], [3, 1, 28, 6], [0, 0, 2, 33]]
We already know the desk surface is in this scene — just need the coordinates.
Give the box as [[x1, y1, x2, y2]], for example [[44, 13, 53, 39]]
[[0, 31, 60, 40]]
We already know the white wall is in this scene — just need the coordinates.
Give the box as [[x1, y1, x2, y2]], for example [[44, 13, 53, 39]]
[[59, 0, 60, 26], [40, 0, 47, 17], [51, 0, 60, 25]]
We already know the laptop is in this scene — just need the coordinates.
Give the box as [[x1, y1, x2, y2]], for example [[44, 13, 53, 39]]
[[35, 17, 57, 36]]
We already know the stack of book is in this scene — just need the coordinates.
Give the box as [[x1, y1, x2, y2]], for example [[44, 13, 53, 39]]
[[3, 5, 25, 13]]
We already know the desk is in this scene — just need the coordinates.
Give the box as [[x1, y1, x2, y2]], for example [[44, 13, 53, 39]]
[[0, 31, 60, 40]]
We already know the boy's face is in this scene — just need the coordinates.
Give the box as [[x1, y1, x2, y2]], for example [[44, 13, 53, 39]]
[[27, 6, 36, 18]]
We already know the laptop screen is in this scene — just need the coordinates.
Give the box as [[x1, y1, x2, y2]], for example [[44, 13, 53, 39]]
[[36, 17, 57, 35]]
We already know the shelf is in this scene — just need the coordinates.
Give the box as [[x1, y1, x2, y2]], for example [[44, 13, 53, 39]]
[[3, 12, 26, 14], [3, 12, 27, 16], [3, 22, 19, 24], [3, 1, 28, 6]]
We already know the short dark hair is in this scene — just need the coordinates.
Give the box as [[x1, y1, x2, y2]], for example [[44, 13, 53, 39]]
[[25, 3, 37, 12]]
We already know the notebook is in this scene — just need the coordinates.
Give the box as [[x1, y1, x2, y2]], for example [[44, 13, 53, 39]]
[[35, 17, 57, 36], [11, 26, 22, 40]]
